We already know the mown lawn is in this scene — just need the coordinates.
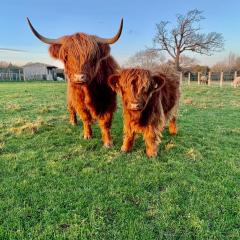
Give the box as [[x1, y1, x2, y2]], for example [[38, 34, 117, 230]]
[[0, 81, 239, 239]]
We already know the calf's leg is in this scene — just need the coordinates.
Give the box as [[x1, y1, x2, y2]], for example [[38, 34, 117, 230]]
[[98, 112, 113, 147], [121, 129, 135, 153], [144, 128, 159, 157]]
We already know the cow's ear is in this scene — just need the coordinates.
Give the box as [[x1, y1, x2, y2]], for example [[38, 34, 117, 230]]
[[49, 44, 62, 60], [108, 74, 120, 92], [151, 74, 165, 90]]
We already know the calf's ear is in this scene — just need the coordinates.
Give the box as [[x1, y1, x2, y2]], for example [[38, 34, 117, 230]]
[[151, 74, 165, 90], [108, 74, 120, 92]]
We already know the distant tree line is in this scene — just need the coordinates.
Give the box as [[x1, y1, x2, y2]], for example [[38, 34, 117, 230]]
[[0, 61, 21, 70], [211, 52, 240, 73]]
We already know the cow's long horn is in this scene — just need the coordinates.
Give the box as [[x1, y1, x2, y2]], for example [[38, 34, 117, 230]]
[[95, 18, 123, 44], [27, 17, 61, 44]]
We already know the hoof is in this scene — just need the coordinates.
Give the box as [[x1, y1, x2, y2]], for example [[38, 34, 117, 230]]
[[70, 121, 77, 126], [169, 128, 177, 135], [83, 134, 92, 140], [146, 149, 158, 158], [146, 153, 158, 158], [121, 145, 131, 153], [104, 142, 113, 148]]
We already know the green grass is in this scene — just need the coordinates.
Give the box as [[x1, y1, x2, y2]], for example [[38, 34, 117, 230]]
[[0, 82, 239, 239]]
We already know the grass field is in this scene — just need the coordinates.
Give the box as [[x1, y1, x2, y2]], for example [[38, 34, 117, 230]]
[[0, 81, 239, 239]]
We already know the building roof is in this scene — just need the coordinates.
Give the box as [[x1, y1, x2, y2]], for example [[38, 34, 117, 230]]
[[56, 68, 64, 73], [22, 62, 57, 68]]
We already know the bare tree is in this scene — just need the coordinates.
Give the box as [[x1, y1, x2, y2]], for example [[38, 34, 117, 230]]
[[211, 61, 228, 72], [179, 55, 198, 70], [191, 64, 209, 74], [235, 57, 240, 70], [0, 61, 9, 68], [0, 61, 20, 69], [153, 9, 224, 71], [227, 52, 236, 72], [211, 52, 240, 72], [125, 49, 165, 70]]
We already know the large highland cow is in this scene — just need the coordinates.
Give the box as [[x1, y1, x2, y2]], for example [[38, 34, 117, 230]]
[[27, 18, 123, 147], [108, 68, 180, 157]]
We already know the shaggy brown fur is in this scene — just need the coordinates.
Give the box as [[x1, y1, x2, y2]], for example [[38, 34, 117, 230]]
[[49, 33, 119, 147], [108, 68, 180, 157]]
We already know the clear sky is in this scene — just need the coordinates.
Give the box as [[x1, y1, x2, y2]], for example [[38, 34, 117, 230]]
[[1, 0, 240, 67]]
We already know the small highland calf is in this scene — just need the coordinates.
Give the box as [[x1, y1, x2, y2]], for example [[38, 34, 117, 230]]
[[108, 68, 180, 157], [232, 77, 240, 88]]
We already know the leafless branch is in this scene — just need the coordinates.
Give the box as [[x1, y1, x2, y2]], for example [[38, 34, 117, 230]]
[[153, 9, 224, 70]]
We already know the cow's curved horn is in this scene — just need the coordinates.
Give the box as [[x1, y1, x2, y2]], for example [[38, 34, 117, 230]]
[[27, 17, 61, 44], [95, 18, 123, 44]]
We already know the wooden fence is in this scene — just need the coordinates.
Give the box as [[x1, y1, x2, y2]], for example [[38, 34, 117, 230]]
[[0, 69, 65, 81], [0, 69, 24, 81], [180, 71, 237, 87]]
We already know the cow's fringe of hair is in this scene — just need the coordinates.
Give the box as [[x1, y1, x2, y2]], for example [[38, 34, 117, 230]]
[[49, 33, 120, 84], [117, 68, 151, 89], [60, 34, 100, 63]]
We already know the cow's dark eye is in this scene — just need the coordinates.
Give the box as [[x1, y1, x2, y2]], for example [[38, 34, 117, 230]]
[[64, 55, 68, 63], [143, 87, 148, 93], [91, 57, 98, 64]]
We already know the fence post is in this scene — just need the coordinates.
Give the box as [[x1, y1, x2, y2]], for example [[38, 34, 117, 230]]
[[234, 71, 237, 80], [220, 71, 223, 87], [179, 72, 183, 85], [198, 72, 201, 85], [208, 72, 211, 86], [188, 72, 191, 85]]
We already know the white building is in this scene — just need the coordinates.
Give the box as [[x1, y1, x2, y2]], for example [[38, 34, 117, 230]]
[[23, 63, 57, 80]]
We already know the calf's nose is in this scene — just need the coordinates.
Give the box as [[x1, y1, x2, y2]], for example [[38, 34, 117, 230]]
[[130, 102, 143, 110]]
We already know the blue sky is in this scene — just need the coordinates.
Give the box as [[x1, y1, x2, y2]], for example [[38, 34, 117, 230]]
[[1, 0, 240, 67]]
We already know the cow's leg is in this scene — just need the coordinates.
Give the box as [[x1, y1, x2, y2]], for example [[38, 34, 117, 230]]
[[169, 117, 177, 135], [68, 104, 77, 126], [82, 122, 92, 140], [77, 108, 93, 139], [144, 127, 159, 157], [98, 112, 113, 147], [121, 130, 135, 153]]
